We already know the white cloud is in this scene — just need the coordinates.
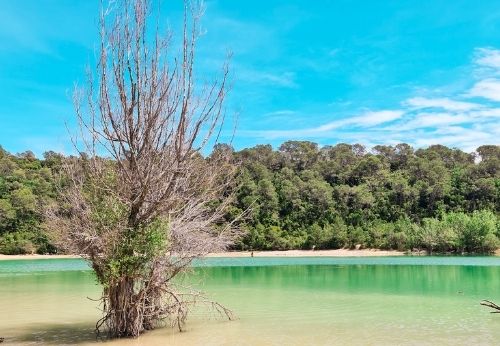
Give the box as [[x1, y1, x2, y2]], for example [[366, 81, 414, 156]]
[[468, 48, 500, 101], [468, 78, 500, 101], [468, 108, 500, 118], [474, 48, 500, 70], [404, 97, 481, 111]]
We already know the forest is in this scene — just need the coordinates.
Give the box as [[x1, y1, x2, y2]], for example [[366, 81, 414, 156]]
[[0, 142, 498, 255]]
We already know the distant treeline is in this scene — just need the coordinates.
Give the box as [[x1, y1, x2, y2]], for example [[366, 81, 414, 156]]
[[0, 142, 499, 255]]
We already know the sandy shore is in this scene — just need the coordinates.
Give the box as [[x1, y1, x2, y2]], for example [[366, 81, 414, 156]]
[[206, 249, 405, 257], [0, 249, 405, 261], [0, 254, 81, 260]]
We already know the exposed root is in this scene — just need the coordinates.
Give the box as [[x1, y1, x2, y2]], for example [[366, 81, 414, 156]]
[[93, 278, 235, 338]]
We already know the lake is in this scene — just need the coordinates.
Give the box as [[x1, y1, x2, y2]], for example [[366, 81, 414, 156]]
[[1, 257, 500, 345]]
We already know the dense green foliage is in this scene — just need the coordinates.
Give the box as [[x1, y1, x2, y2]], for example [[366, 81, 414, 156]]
[[0, 142, 499, 254], [226, 142, 500, 253], [0, 147, 61, 254]]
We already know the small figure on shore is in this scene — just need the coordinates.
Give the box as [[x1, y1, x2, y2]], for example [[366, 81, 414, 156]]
[[0, 337, 4, 343], [251, 251, 254, 257]]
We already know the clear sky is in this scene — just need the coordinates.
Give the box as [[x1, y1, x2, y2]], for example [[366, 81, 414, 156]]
[[1, 0, 500, 156]]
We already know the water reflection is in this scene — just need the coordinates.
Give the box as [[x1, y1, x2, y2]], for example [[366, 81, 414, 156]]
[[9, 323, 97, 345], [199, 264, 500, 298]]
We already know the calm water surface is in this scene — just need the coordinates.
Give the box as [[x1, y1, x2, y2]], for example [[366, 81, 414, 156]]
[[1, 257, 500, 345]]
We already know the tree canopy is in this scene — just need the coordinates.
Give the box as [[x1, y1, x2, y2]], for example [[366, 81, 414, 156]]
[[1, 142, 498, 255]]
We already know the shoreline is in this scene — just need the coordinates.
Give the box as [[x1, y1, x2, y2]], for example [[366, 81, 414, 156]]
[[206, 249, 406, 257], [2, 248, 499, 260], [0, 254, 82, 261], [0, 249, 405, 260]]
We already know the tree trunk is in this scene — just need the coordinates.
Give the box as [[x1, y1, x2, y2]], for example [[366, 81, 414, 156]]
[[106, 276, 144, 337]]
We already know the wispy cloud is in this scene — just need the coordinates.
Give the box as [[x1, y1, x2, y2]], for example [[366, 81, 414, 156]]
[[0, 11, 54, 55], [254, 109, 404, 139], [389, 113, 470, 131], [264, 110, 297, 117], [251, 47, 500, 151], [237, 69, 299, 88], [404, 97, 481, 111], [317, 110, 404, 131]]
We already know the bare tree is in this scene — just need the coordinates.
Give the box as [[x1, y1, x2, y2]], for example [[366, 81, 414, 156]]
[[46, 0, 240, 338]]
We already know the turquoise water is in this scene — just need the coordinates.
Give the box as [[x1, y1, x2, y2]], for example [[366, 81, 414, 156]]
[[1, 257, 500, 345]]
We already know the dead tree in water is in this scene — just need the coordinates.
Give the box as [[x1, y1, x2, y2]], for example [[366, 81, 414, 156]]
[[481, 300, 500, 313], [46, 0, 240, 338]]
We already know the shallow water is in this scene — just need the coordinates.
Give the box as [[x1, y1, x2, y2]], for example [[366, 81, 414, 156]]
[[1, 257, 500, 345]]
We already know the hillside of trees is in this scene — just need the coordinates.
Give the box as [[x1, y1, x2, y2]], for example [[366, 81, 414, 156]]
[[0, 142, 499, 255]]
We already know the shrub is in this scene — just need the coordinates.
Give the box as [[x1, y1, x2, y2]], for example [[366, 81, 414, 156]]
[[0, 231, 36, 255]]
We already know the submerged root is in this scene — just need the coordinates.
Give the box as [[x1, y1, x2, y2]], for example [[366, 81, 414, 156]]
[[94, 278, 235, 338]]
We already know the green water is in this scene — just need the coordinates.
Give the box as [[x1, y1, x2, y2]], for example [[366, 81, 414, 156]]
[[1, 257, 500, 345]]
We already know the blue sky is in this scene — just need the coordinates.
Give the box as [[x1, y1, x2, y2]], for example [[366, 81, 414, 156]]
[[1, 0, 500, 156]]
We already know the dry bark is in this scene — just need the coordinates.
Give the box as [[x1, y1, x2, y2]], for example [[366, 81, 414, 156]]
[[480, 300, 500, 313], [45, 0, 241, 338]]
